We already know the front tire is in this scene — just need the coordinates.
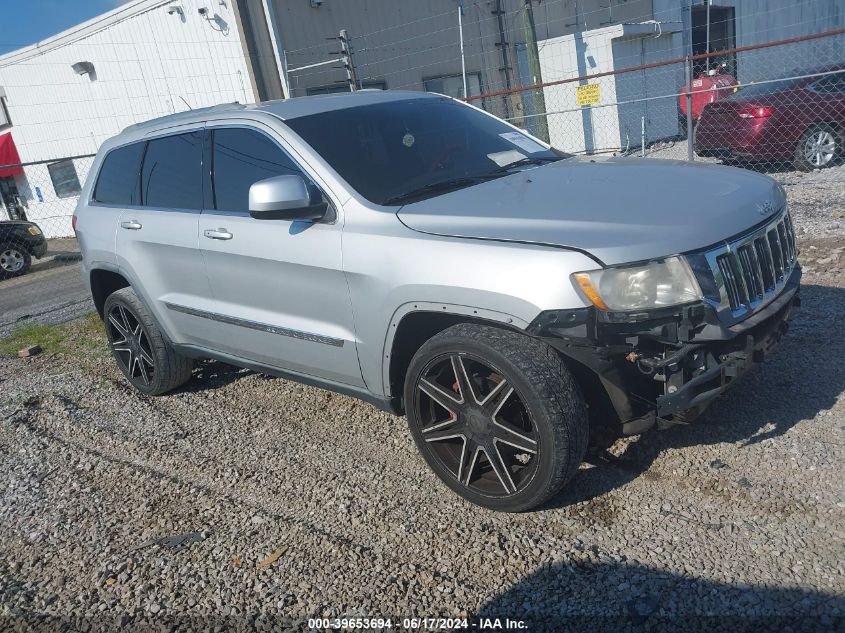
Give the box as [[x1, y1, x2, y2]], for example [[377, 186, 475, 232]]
[[103, 287, 193, 395], [404, 323, 588, 512], [0, 244, 31, 279], [794, 124, 841, 171]]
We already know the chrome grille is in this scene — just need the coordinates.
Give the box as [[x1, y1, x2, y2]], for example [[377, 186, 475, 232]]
[[698, 209, 798, 323]]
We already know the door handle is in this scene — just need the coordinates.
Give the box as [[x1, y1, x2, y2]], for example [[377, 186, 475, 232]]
[[204, 228, 233, 240], [120, 220, 142, 230]]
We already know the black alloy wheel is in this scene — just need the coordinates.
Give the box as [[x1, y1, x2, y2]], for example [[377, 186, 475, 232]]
[[107, 302, 156, 388], [102, 287, 193, 395], [405, 323, 588, 512], [415, 353, 539, 497]]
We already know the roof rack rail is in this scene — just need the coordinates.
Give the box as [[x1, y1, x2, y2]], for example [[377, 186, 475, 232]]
[[122, 102, 246, 133]]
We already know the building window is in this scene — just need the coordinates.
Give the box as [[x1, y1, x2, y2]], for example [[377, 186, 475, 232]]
[[48, 159, 82, 198], [423, 73, 482, 100], [0, 98, 10, 130], [305, 81, 386, 96]]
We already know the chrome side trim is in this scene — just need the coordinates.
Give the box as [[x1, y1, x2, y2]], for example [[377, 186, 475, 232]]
[[164, 302, 344, 347]]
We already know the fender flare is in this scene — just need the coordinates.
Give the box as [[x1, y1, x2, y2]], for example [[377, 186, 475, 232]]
[[380, 301, 530, 397]]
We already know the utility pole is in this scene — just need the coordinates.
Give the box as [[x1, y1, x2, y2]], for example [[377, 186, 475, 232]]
[[522, 0, 549, 142], [681, 0, 694, 160], [705, 0, 711, 70], [338, 29, 359, 92], [492, 0, 513, 118]]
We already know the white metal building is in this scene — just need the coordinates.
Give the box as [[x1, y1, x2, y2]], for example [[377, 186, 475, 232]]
[[537, 22, 685, 154], [0, 0, 256, 236]]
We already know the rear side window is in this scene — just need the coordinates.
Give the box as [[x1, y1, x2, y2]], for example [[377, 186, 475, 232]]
[[141, 131, 203, 210], [212, 128, 307, 211], [93, 143, 144, 205], [811, 71, 845, 94]]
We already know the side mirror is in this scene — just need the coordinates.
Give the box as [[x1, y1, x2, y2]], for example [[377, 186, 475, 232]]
[[248, 175, 327, 221]]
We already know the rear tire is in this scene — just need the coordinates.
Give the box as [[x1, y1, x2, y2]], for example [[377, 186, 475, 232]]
[[103, 287, 193, 395], [794, 124, 841, 171], [404, 323, 588, 512], [0, 243, 31, 279]]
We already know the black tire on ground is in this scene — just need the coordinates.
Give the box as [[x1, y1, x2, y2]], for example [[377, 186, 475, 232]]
[[404, 323, 588, 512], [794, 123, 841, 171], [102, 287, 193, 395], [0, 243, 32, 279]]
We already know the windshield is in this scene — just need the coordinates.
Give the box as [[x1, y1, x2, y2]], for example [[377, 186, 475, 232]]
[[284, 97, 565, 205]]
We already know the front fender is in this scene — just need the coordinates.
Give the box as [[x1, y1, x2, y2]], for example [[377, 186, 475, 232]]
[[380, 301, 529, 396], [341, 208, 598, 398]]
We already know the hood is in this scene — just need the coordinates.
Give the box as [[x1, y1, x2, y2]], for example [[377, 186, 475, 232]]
[[396, 157, 785, 266]]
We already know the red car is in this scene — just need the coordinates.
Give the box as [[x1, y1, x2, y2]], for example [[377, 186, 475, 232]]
[[695, 67, 845, 170]]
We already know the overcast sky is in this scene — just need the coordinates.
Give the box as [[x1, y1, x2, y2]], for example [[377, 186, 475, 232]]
[[0, 0, 131, 55]]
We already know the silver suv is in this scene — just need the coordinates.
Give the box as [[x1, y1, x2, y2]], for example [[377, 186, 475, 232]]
[[75, 91, 800, 511]]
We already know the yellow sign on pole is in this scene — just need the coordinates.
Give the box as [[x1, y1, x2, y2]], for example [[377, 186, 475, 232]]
[[575, 83, 601, 106]]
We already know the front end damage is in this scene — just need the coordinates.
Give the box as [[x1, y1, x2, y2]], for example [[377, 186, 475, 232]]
[[528, 257, 800, 435]]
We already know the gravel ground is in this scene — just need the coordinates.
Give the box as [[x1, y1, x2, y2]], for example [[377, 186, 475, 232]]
[[1, 171, 844, 631]]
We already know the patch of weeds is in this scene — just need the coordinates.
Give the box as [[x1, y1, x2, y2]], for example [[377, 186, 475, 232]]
[[0, 323, 65, 356], [0, 313, 107, 361]]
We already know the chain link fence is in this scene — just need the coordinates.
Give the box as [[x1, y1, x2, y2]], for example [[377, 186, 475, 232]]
[[0, 155, 92, 286], [281, 2, 843, 179], [467, 28, 844, 173]]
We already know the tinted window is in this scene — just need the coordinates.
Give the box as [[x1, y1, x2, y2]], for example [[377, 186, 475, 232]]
[[94, 143, 144, 205], [728, 77, 803, 100], [423, 73, 481, 99], [212, 128, 305, 211], [141, 131, 203, 209], [811, 71, 845, 93], [285, 97, 562, 205]]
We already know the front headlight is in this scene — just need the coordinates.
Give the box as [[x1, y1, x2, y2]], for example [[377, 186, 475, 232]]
[[572, 256, 702, 312], [27, 226, 41, 236]]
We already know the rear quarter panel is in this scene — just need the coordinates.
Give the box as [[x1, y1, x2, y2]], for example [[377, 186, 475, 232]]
[[74, 151, 119, 290]]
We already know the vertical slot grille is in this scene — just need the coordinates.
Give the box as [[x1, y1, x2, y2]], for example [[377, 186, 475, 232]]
[[717, 254, 744, 310], [783, 213, 796, 260], [737, 245, 763, 301], [768, 229, 784, 281], [707, 213, 797, 313], [754, 237, 775, 291]]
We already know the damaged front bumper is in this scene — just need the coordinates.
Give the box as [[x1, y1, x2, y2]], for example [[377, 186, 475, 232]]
[[528, 265, 801, 434]]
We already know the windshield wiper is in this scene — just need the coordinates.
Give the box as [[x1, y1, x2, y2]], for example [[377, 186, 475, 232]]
[[494, 155, 562, 172], [382, 173, 505, 205]]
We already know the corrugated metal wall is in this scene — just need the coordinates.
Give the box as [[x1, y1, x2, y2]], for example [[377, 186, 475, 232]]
[[271, 0, 653, 98], [651, 0, 844, 82]]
